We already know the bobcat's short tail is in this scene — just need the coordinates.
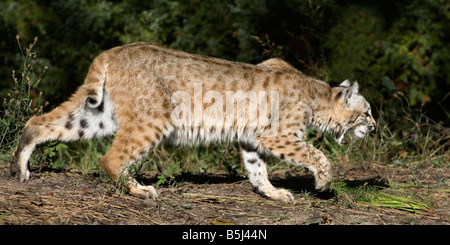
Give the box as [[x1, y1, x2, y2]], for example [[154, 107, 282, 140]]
[[84, 52, 109, 109]]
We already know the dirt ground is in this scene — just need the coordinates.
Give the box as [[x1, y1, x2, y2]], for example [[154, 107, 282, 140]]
[[0, 161, 449, 225]]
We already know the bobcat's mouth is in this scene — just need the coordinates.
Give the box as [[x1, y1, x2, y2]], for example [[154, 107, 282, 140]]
[[352, 125, 371, 139], [336, 125, 371, 144], [335, 129, 348, 144]]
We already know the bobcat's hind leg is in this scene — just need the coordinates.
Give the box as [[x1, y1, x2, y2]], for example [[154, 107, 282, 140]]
[[10, 125, 39, 182], [240, 143, 294, 202], [10, 109, 93, 182], [10, 89, 117, 182]]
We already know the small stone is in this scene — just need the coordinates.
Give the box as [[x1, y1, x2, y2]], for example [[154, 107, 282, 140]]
[[305, 217, 322, 225], [142, 198, 157, 207], [380, 215, 392, 222]]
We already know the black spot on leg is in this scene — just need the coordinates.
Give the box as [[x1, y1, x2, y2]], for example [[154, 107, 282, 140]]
[[257, 152, 266, 161], [280, 154, 285, 160], [65, 121, 73, 130], [64, 113, 75, 130], [78, 130, 84, 138], [99, 122, 104, 129], [80, 119, 88, 128], [247, 158, 257, 164]]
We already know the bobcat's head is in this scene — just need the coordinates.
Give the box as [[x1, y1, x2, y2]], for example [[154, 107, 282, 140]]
[[330, 80, 376, 143]]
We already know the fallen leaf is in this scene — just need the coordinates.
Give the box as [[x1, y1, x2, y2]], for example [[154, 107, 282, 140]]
[[212, 218, 235, 225]]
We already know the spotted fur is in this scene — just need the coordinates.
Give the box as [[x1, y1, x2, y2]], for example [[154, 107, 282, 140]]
[[10, 43, 375, 201]]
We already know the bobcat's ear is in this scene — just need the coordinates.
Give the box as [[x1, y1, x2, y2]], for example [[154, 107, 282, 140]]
[[339, 79, 351, 88], [342, 81, 359, 106], [347, 81, 359, 94]]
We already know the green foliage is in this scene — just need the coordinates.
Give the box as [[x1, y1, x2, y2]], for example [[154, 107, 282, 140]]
[[156, 160, 183, 187], [39, 142, 68, 170], [62, 138, 111, 173], [322, 1, 449, 126]]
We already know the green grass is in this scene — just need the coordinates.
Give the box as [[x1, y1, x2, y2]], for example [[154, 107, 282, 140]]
[[137, 142, 242, 186], [330, 181, 432, 213]]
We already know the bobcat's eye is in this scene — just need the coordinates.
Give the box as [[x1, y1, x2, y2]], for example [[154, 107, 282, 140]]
[[364, 110, 370, 117]]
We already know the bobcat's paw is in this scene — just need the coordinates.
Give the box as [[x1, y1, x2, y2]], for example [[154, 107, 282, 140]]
[[128, 179, 158, 199], [315, 178, 331, 192], [260, 188, 294, 202], [19, 169, 31, 182]]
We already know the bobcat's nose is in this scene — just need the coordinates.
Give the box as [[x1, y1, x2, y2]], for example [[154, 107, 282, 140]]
[[367, 125, 375, 132]]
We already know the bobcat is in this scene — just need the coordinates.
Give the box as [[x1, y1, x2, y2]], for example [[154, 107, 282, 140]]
[[10, 42, 376, 202]]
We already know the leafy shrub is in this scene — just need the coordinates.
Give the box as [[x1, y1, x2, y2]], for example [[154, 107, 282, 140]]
[[0, 36, 46, 156]]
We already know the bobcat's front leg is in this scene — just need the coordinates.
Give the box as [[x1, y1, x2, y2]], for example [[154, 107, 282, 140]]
[[260, 135, 332, 192], [240, 144, 294, 202]]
